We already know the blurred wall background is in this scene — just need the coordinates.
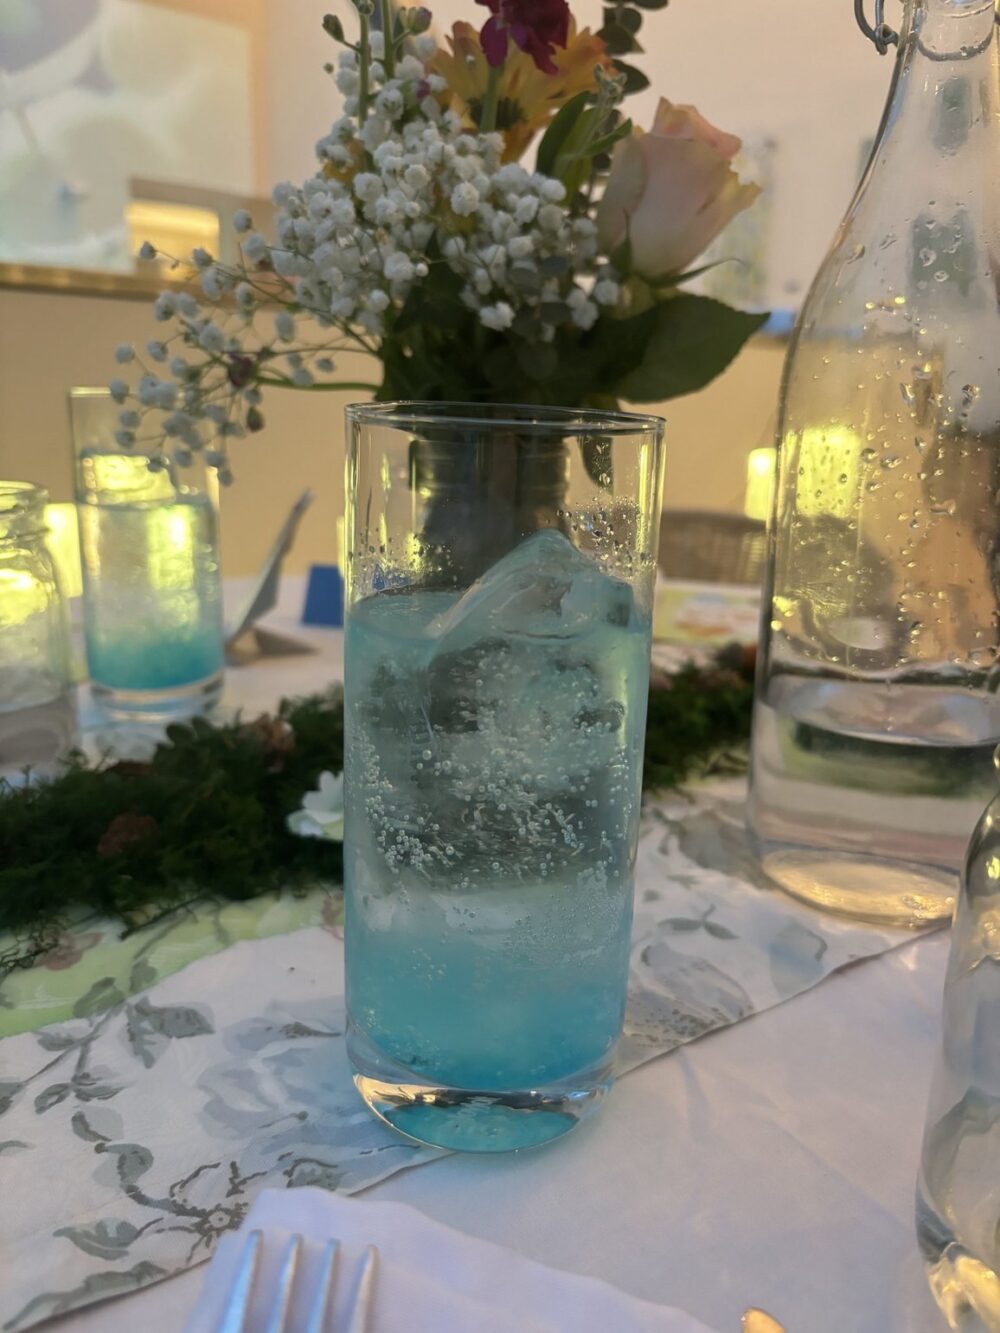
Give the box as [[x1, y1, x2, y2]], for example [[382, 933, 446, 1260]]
[[0, 0, 895, 575]]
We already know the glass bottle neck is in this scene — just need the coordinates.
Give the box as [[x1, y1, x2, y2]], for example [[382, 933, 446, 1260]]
[[906, 0, 996, 60]]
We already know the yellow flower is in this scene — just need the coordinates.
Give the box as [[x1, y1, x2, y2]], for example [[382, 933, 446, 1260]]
[[431, 19, 612, 162]]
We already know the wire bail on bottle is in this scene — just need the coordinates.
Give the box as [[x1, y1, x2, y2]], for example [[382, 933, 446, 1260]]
[[854, 0, 899, 53]]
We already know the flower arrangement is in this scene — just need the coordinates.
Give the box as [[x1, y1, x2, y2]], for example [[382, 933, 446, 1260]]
[[110, 0, 764, 479]]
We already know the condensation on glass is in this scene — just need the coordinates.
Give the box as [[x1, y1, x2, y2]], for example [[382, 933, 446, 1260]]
[[342, 403, 665, 1153], [749, 0, 1000, 926]]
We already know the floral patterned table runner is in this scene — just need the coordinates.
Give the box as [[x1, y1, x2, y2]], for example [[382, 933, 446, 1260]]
[[0, 781, 931, 1331]]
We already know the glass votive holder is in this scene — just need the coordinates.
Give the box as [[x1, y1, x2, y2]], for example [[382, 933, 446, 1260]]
[[0, 481, 76, 778], [70, 388, 224, 721]]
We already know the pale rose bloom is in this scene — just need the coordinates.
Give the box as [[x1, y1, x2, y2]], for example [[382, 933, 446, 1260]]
[[597, 98, 761, 281]]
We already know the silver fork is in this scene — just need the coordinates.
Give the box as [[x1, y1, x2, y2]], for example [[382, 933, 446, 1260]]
[[217, 1230, 377, 1333]]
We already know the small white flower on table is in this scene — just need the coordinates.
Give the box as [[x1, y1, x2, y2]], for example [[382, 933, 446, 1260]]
[[287, 771, 345, 842]]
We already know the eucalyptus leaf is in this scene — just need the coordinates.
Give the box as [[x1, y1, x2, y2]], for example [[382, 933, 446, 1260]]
[[613, 60, 651, 94]]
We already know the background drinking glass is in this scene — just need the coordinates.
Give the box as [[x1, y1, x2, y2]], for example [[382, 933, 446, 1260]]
[[0, 481, 75, 779], [343, 402, 665, 1154], [918, 764, 1000, 1331], [70, 388, 224, 721]]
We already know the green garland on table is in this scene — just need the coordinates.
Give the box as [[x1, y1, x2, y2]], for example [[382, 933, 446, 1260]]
[[0, 651, 755, 978]]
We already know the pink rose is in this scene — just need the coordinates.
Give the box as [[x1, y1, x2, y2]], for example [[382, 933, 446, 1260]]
[[597, 98, 760, 281]]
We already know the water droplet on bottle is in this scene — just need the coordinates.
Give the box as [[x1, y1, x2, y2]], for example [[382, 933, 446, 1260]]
[[900, 383, 916, 408], [881, 455, 902, 470], [962, 383, 980, 406], [933, 270, 949, 283], [930, 499, 957, 517], [848, 244, 866, 262], [861, 446, 878, 462], [919, 247, 937, 267]]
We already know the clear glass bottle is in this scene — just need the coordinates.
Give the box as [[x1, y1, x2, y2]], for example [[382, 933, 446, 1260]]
[[0, 481, 75, 778], [918, 769, 1000, 1331], [748, 0, 1000, 926]]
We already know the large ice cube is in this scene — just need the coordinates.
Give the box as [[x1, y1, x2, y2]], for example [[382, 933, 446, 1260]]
[[427, 529, 631, 649]]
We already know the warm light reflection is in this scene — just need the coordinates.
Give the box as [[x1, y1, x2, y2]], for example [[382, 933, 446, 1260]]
[[793, 426, 861, 520], [45, 504, 83, 600], [0, 567, 48, 625], [127, 200, 221, 265], [744, 447, 776, 521]]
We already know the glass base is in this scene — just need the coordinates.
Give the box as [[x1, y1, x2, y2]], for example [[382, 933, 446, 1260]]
[[348, 1027, 613, 1153], [756, 846, 955, 927], [917, 1185, 1000, 1331], [91, 671, 224, 723]]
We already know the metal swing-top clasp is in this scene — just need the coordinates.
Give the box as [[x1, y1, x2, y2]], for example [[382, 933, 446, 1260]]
[[854, 0, 900, 52]]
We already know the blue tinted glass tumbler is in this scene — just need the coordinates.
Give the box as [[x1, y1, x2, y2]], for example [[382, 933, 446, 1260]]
[[343, 403, 665, 1152], [71, 389, 224, 721]]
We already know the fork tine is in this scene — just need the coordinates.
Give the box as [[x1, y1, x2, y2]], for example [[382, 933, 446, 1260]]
[[216, 1230, 263, 1333], [264, 1235, 302, 1333], [304, 1238, 340, 1333], [345, 1246, 378, 1333]]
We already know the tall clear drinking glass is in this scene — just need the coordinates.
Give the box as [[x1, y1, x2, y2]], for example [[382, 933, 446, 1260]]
[[343, 403, 665, 1153], [71, 389, 224, 721]]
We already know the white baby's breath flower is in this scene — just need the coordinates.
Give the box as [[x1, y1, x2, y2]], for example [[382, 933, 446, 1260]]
[[450, 183, 480, 217], [233, 209, 253, 234], [275, 311, 296, 341], [198, 324, 226, 354], [201, 269, 224, 300], [146, 340, 168, 362], [138, 241, 157, 262], [153, 292, 178, 321], [115, 344, 135, 364], [480, 302, 514, 331], [109, 379, 129, 404], [594, 279, 621, 306], [242, 233, 270, 264]]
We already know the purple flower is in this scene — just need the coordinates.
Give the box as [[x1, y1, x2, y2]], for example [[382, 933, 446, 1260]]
[[476, 0, 571, 75]]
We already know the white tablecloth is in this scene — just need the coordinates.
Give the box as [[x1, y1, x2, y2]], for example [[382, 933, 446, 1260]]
[[50, 579, 950, 1333]]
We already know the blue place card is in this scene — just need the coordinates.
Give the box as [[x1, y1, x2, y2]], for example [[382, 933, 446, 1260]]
[[303, 564, 345, 628]]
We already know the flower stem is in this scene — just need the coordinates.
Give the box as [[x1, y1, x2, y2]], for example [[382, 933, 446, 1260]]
[[380, 0, 395, 79], [357, 8, 371, 126], [479, 63, 502, 134], [261, 376, 381, 392]]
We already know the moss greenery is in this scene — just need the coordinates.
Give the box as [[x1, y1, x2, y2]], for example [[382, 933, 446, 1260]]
[[0, 649, 753, 979]]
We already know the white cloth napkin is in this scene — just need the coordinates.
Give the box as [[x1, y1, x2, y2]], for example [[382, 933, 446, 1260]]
[[184, 1188, 720, 1333]]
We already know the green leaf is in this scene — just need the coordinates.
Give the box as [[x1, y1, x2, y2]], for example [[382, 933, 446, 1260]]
[[73, 976, 125, 1019], [613, 60, 650, 94], [536, 90, 591, 178], [54, 1220, 142, 1262], [705, 922, 738, 940], [34, 1083, 71, 1113], [516, 341, 559, 383], [600, 21, 643, 54], [617, 294, 768, 403]]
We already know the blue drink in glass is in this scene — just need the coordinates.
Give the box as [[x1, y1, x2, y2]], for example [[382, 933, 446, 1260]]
[[345, 529, 652, 1151], [77, 450, 224, 719], [344, 403, 664, 1153]]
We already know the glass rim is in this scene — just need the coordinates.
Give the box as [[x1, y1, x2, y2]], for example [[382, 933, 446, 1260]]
[[345, 400, 665, 438], [0, 480, 48, 516]]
